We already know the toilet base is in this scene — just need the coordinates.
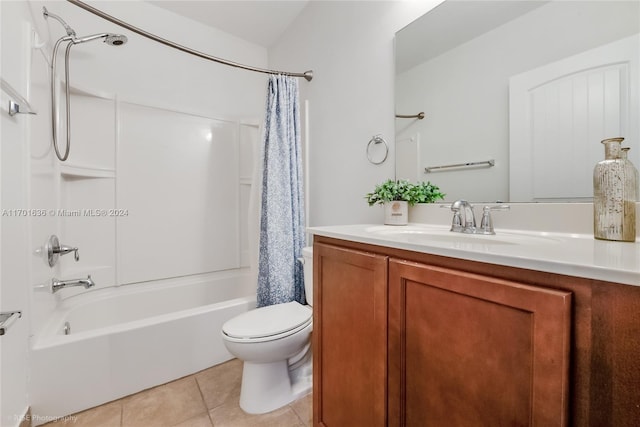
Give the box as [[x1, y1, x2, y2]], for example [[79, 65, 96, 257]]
[[239, 361, 292, 414], [238, 350, 313, 414], [289, 342, 313, 397]]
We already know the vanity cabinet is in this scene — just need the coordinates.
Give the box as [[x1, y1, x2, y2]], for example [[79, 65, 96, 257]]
[[313, 236, 640, 427], [388, 259, 571, 426], [313, 243, 388, 426]]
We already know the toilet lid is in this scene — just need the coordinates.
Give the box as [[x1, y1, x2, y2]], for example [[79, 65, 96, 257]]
[[222, 301, 312, 339]]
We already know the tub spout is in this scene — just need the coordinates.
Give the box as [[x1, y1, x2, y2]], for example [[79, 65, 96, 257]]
[[51, 275, 95, 293]]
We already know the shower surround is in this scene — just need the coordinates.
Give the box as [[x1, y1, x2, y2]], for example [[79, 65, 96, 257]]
[[23, 1, 270, 422]]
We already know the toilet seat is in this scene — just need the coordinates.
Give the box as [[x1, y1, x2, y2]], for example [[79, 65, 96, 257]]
[[222, 301, 312, 343]]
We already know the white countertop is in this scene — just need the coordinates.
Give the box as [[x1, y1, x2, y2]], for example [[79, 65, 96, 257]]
[[308, 223, 640, 287]]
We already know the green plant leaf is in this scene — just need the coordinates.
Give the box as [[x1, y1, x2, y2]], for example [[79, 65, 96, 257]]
[[365, 179, 445, 206]]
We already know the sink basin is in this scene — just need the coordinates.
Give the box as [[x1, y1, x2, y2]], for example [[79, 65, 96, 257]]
[[365, 225, 561, 246]]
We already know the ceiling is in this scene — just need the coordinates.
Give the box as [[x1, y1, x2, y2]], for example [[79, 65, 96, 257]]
[[147, 1, 310, 48]]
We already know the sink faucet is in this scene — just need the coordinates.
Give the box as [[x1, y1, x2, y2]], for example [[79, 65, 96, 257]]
[[450, 200, 476, 233], [447, 200, 510, 235], [51, 275, 95, 293]]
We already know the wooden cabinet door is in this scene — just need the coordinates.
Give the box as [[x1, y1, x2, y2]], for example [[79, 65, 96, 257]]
[[313, 243, 388, 427], [389, 259, 572, 427]]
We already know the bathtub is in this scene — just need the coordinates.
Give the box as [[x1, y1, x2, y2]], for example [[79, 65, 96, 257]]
[[30, 269, 256, 422]]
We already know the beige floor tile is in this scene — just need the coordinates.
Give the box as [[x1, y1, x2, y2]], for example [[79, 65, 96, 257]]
[[41, 400, 122, 427], [290, 393, 312, 427], [209, 401, 304, 427], [39, 361, 313, 427], [195, 359, 242, 410], [122, 376, 207, 427], [170, 413, 213, 427]]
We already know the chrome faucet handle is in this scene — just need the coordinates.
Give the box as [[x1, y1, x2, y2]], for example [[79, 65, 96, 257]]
[[446, 200, 473, 232], [479, 204, 510, 235], [57, 245, 79, 261], [450, 211, 463, 231], [439, 203, 460, 230], [45, 235, 79, 267]]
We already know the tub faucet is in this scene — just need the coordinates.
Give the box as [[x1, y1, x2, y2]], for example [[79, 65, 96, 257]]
[[51, 275, 95, 293]]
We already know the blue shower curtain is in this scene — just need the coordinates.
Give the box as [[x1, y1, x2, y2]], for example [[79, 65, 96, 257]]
[[257, 74, 305, 307]]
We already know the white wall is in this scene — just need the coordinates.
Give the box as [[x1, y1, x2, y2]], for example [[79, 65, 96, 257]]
[[269, 0, 442, 227]]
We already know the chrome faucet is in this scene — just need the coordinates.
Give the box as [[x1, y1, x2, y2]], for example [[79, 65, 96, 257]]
[[450, 200, 477, 233], [45, 235, 79, 267], [447, 200, 510, 235], [51, 275, 95, 293]]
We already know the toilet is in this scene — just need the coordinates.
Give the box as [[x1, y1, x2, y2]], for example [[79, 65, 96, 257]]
[[221, 246, 314, 414]]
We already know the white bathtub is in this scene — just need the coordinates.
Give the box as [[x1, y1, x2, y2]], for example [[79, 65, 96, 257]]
[[30, 269, 256, 422]]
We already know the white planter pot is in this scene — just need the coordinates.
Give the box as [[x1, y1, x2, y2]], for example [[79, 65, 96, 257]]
[[384, 201, 408, 225]]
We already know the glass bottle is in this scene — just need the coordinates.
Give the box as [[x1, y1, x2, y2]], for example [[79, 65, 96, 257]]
[[593, 137, 637, 242], [621, 146, 640, 237], [621, 147, 640, 200]]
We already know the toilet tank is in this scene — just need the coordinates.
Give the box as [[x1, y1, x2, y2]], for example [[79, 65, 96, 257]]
[[302, 246, 313, 306]]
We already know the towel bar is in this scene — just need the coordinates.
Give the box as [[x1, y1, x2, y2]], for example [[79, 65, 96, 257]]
[[425, 159, 495, 173], [1, 78, 36, 116], [0, 311, 22, 336]]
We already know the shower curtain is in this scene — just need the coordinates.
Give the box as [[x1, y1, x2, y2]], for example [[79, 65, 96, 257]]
[[257, 74, 305, 307]]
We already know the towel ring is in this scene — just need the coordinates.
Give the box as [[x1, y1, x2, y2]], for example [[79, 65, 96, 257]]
[[367, 134, 389, 165]]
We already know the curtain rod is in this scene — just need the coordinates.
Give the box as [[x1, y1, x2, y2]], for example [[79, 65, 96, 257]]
[[66, 0, 313, 81]]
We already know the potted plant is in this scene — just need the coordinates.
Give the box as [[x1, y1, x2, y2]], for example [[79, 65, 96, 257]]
[[365, 179, 445, 225]]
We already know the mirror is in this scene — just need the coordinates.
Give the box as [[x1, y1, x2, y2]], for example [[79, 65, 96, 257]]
[[395, 0, 640, 202]]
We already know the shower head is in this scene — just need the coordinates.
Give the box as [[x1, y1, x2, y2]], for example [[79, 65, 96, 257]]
[[43, 7, 128, 48], [72, 33, 128, 46], [104, 34, 128, 46]]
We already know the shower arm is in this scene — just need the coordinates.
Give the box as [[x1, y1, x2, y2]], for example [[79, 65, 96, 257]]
[[65, 0, 313, 82], [43, 7, 76, 38]]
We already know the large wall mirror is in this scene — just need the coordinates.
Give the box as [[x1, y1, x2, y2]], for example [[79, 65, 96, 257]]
[[395, 0, 640, 203]]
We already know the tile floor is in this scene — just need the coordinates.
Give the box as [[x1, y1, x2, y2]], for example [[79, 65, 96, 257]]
[[42, 359, 312, 427]]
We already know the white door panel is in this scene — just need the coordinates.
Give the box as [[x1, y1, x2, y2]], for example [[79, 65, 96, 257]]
[[510, 34, 639, 201]]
